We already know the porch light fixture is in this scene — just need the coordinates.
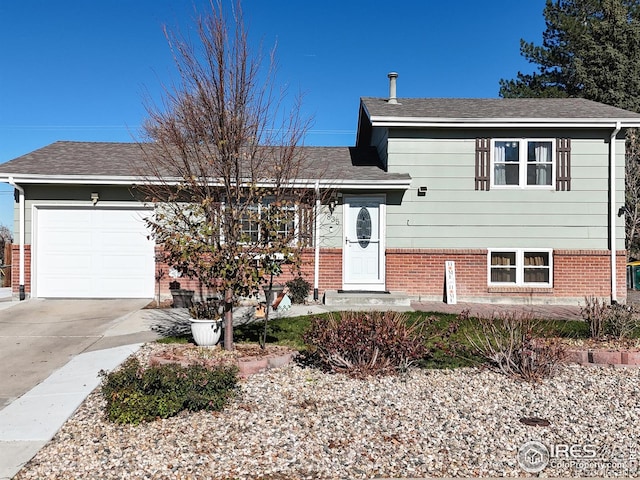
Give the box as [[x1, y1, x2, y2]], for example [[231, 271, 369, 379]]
[[91, 192, 99, 205], [328, 191, 340, 215], [618, 205, 626, 217]]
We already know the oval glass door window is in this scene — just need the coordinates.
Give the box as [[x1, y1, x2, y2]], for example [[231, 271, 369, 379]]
[[356, 207, 372, 248]]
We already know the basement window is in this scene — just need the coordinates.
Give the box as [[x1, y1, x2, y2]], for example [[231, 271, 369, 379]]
[[488, 249, 552, 287]]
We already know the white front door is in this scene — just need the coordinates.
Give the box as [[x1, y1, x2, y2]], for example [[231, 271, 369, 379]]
[[342, 195, 385, 291]]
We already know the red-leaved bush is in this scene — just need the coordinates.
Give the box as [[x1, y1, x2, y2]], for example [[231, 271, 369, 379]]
[[303, 311, 428, 377]]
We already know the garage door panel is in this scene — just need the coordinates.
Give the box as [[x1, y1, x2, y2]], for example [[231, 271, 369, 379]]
[[100, 278, 150, 297], [36, 208, 154, 298], [42, 231, 93, 249], [45, 254, 93, 272], [39, 276, 97, 297], [101, 233, 150, 251], [100, 255, 150, 274]]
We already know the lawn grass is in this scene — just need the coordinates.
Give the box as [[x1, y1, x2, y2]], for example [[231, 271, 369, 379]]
[[234, 315, 312, 350], [156, 336, 190, 344], [159, 310, 594, 370]]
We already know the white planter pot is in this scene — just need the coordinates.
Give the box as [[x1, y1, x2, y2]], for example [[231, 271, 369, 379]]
[[190, 318, 222, 346]]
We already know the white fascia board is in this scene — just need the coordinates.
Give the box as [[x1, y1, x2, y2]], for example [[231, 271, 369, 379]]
[[0, 175, 412, 191], [369, 116, 640, 129], [0, 175, 211, 186], [0, 175, 143, 185], [254, 179, 411, 190], [316, 179, 411, 190]]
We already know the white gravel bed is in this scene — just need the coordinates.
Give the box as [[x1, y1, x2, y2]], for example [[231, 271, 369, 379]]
[[14, 346, 640, 479]]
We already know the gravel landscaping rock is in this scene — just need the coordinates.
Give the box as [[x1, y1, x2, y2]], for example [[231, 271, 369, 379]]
[[14, 343, 640, 479]]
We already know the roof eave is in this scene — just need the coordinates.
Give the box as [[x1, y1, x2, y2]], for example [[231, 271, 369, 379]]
[[0, 175, 413, 191], [369, 116, 640, 128], [0, 174, 142, 185]]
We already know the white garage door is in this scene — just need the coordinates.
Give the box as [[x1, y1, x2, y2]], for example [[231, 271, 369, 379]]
[[35, 207, 155, 298]]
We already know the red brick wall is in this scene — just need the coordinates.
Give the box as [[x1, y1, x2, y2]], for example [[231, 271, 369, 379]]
[[152, 247, 343, 301], [13, 243, 626, 303], [11, 245, 30, 294], [386, 248, 627, 303]]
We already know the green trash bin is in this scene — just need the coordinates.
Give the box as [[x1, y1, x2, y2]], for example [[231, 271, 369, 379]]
[[627, 261, 640, 290]]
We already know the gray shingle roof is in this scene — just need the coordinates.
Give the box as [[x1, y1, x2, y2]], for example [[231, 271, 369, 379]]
[[0, 141, 410, 186], [361, 97, 640, 120]]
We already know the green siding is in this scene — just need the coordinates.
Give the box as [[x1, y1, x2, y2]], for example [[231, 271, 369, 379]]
[[381, 128, 625, 250], [317, 204, 343, 248], [13, 185, 144, 244]]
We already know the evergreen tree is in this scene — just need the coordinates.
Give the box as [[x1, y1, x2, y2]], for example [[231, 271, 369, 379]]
[[500, 0, 640, 258], [499, 0, 640, 112]]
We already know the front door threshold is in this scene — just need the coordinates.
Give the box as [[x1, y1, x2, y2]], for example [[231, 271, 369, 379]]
[[324, 290, 411, 308], [338, 289, 390, 294]]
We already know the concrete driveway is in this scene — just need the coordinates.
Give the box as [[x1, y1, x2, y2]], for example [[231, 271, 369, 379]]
[[0, 298, 156, 410]]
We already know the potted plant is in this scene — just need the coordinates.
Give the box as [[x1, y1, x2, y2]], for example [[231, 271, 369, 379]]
[[188, 299, 223, 346], [169, 275, 195, 309]]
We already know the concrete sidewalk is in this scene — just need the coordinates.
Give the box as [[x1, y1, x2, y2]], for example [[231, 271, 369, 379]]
[[0, 343, 143, 479], [413, 300, 584, 320], [0, 303, 161, 480]]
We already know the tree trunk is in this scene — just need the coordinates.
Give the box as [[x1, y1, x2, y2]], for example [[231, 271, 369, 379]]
[[223, 287, 234, 350]]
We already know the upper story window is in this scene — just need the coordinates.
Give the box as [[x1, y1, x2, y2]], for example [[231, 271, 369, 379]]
[[491, 139, 555, 189]]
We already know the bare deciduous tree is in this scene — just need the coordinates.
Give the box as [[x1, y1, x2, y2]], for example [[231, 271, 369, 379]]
[[626, 130, 640, 259], [137, 0, 314, 350], [0, 224, 12, 268]]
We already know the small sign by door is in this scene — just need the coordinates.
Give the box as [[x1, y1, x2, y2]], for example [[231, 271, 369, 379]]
[[445, 261, 457, 304]]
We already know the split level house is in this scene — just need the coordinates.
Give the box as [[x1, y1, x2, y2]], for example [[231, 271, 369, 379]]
[[2, 75, 640, 305]]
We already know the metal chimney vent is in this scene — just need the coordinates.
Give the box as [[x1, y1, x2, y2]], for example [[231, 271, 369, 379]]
[[388, 72, 398, 104]]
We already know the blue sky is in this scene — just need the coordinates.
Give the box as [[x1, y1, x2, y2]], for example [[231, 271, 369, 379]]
[[0, 0, 547, 231]]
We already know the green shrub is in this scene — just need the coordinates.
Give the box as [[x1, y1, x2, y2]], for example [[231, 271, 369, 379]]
[[285, 276, 311, 304], [100, 358, 238, 425], [303, 311, 429, 377]]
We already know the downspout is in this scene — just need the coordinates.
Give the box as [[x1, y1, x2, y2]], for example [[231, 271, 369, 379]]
[[313, 180, 320, 301], [8, 178, 25, 300], [610, 122, 622, 304]]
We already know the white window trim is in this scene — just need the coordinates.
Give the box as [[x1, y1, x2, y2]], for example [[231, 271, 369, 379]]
[[238, 202, 300, 245], [487, 248, 553, 287], [490, 138, 556, 190]]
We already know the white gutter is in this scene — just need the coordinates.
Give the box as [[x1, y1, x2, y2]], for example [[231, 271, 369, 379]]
[[610, 121, 622, 303], [370, 119, 640, 129], [8, 178, 25, 300], [0, 175, 413, 191], [313, 180, 320, 301]]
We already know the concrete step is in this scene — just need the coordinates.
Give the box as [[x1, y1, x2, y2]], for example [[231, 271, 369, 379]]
[[323, 290, 411, 309]]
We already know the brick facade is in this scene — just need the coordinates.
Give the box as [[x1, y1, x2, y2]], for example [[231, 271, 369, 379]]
[[386, 248, 627, 303], [11, 245, 30, 295], [152, 247, 345, 302], [12, 244, 627, 304]]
